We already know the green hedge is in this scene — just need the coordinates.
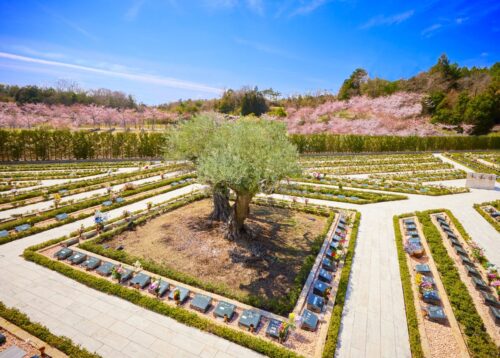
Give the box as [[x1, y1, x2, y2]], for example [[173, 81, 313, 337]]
[[416, 210, 498, 358], [0, 301, 100, 358], [473, 202, 500, 233], [79, 195, 335, 316], [322, 211, 361, 357], [1, 130, 499, 161], [290, 134, 500, 153], [393, 215, 424, 358], [295, 177, 467, 196], [0, 174, 194, 245], [276, 183, 407, 204], [0, 162, 191, 206], [23, 241, 301, 358]]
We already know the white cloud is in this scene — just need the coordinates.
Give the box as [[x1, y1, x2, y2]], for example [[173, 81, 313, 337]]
[[233, 37, 299, 59], [0, 52, 223, 95], [360, 10, 415, 29], [125, 0, 146, 21], [421, 23, 442, 36], [10, 46, 66, 60], [289, 0, 331, 17], [246, 0, 264, 15], [203, 0, 264, 14], [39, 6, 98, 42]]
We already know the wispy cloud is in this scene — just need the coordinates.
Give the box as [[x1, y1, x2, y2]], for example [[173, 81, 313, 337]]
[[360, 10, 414, 29], [421, 23, 442, 37], [289, 0, 331, 17], [10, 46, 66, 60], [203, 0, 263, 14], [0, 52, 223, 94], [246, 0, 264, 15], [233, 37, 299, 59], [40, 6, 98, 42], [125, 0, 146, 21]]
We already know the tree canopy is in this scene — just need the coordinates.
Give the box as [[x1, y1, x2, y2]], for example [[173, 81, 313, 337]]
[[197, 118, 300, 239], [164, 115, 300, 239]]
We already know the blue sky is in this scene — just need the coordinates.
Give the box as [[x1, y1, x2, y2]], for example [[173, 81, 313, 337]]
[[0, 0, 498, 104]]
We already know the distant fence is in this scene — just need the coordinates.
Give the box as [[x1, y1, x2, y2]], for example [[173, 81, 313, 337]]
[[0, 129, 498, 161]]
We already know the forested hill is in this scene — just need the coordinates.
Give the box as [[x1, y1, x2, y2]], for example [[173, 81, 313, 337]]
[[335, 55, 500, 134], [0, 82, 137, 109], [0, 55, 498, 135], [161, 54, 500, 135]]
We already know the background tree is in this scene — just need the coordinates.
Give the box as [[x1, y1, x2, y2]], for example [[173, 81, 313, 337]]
[[197, 118, 300, 240], [164, 114, 231, 221], [338, 68, 368, 100], [240, 88, 268, 116]]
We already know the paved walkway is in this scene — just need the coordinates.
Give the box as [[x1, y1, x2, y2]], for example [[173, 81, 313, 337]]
[[270, 181, 500, 358], [0, 156, 499, 358], [0, 170, 185, 219], [0, 184, 261, 358]]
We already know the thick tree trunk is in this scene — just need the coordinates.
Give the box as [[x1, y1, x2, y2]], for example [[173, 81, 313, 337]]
[[225, 192, 252, 240], [209, 184, 230, 222]]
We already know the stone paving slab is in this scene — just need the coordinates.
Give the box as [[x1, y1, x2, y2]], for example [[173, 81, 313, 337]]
[[1, 156, 499, 358], [0, 184, 262, 358]]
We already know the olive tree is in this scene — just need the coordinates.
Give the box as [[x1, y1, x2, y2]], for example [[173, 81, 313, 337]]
[[197, 118, 300, 240], [164, 114, 231, 221]]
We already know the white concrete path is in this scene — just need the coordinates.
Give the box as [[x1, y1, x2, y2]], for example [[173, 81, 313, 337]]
[[0, 155, 499, 358], [1, 167, 139, 196], [0, 170, 185, 219], [0, 184, 262, 358], [270, 181, 500, 358]]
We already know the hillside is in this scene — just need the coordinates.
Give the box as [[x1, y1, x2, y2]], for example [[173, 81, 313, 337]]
[[0, 55, 498, 135]]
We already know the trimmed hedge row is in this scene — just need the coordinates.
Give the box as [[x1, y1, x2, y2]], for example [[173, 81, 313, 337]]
[[444, 153, 500, 176], [295, 177, 467, 196], [0, 174, 194, 245], [416, 210, 498, 358], [370, 169, 467, 183], [322, 211, 361, 358], [79, 195, 336, 316], [0, 301, 100, 358], [473, 202, 500, 233], [290, 134, 500, 153], [0, 169, 111, 180], [276, 183, 407, 204], [23, 241, 301, 357], [392, 215, 424, 358], [0, 162, 191, 204]]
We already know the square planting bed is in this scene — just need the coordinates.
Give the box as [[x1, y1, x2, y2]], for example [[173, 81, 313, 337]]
[[312, 280, 329, 297], [90, 198, 330, 313], [322, 258, 336, 272], [82, 256, 101, 270], [472, 277, 489, 291], [307, 294, 325, 313], [129, 273, 151, 289], [190, 294, 212, 313], [213, 301, 236, 321], [149, 280, 170, 297], [96, 262, 115, 276], [489, 307, 500, 325], [68, 252, 86, 265], [54, 248, 73, 260], [301, 309, 319, 331], [168, 287, 189, 304], [415, 264, 431, 274], [318, 269, 333, 283], [481, 291, 499, 307], [426, 305, 447, 322], [238, 310, 261, 331], [265, 318, 284, 339]]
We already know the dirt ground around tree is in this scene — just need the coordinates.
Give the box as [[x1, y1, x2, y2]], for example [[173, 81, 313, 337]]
[[107, 199, 327, 300]]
